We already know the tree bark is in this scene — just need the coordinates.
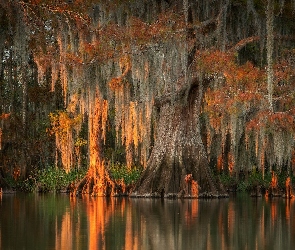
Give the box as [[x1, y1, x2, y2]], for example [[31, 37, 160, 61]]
[[132, 79, 227, 198]]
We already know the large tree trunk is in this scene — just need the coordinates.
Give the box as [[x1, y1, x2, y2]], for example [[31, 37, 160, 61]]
[[131, 0, 227, 198], [132, 80, 227, 198]]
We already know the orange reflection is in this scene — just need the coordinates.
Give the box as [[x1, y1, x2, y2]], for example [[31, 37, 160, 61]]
[[55, 210, 72, 250], [218, 205, 225, 249], [184, 200, 199, 228], [84, 196, 107, 250], [285, 198, 294, 221], [270, 201, 277, 226], [227, 200, 235, 235], [125, 201, 139, 250]]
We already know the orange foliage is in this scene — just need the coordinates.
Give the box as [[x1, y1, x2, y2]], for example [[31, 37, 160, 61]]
[[200, 50, 269, 160], [203, 55, 264, 112], [285, 176, 292, 198], [260, 149, 265, 176], [29, 0, 42, 4], [185, 173, 193, 183], [124, 102, 139, 169], [82, 42, 98, 56], [101, 100, 108, 144], [100, 22, 126, 43], [109, 77, 124, 91], [128, 17, 150, 42], [25, 1, 91, 23], [198, 50, 264, 91], [217, 154, 223, 171], [0, 113, 10, 119], [265, 171, 279, 198], [82, 159, 111, 196], [33, 54, 52, 82], [65, 52, 83, 64], [272, 55, 295, 114], [202, 53, 267, 161], [270, 171, 278, 189], [191, 180, 199, 197], [108, 54, 131, 91], [274, 59, 292, 83], [228, 153, 235, 174], [196, 50, 235, 74], [82, 93, 111, 196], [13, 168, 21, 181], [127, 9, 187, 45], [291, 149, 295, 172], [119, 54, 131, 76], [185, 174, 199, 197], [48, 111, 83, 173], [246, 110, 295, 132]]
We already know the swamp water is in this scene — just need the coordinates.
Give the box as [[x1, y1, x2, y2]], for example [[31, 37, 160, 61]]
[[0, 193, 294, 250]]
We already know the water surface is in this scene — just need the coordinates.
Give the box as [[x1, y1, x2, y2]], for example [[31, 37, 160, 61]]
[[0, 193, 294, 249]]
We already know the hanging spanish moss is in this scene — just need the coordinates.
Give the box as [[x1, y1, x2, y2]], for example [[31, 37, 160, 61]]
[[1, 0, 295, 197]]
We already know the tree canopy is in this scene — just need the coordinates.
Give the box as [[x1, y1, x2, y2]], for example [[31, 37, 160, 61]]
[[1, 0, 295, 197]]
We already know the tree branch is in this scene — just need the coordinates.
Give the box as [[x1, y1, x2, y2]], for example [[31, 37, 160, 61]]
[[229, 36, 260, 53]]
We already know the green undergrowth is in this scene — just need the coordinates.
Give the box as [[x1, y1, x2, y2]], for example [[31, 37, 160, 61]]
[[6, 167, 87, 193], [108, 163, 142, 186], [4, 163, 142, 193], [219, 169, 294, 193], [236, 171, 271, 193]]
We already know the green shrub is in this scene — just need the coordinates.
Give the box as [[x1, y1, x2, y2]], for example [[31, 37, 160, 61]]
[[108, 163, 142, 185], [219, 173, 237, 190], [248, 170, 264, 188], [219, 170, 272, 193], [38, 167, 86, 192], [20, 166, 86, 192], [237, 181, 249, 193]]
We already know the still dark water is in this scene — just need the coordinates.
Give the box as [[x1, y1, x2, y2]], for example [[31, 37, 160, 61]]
[[0, 193, 294, 250]]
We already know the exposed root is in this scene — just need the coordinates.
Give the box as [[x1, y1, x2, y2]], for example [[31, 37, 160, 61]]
[[69, 168, 135, 197]]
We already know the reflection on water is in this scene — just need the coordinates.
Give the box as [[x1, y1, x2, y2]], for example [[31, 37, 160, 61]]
[[0, 193, 295, 249]]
